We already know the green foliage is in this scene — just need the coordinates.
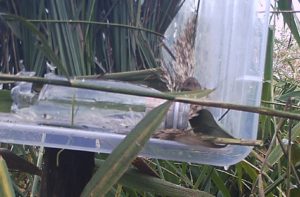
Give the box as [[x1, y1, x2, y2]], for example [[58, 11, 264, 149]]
[[81, 101, 171, 196], [0, 0, 182, 76], [0, 157, 15, 197], [0, 90, 12, 112], [260, 27, 275, 140], [1, 0, 300, 197], [278, 0, 300, 46]]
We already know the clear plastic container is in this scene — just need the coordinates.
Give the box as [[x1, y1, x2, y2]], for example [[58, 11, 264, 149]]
[[11, 76, 190, 133], [192, 0, 270, 164], [0, 0, 270, 166], [3, 78, 195, 158]]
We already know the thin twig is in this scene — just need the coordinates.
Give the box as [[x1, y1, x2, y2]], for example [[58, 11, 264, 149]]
[[252, 100, 291, 194], [1, 74, 300, 120], [258, 173, 265, 197], [197, 135, 263, 146], [77, 68, 162, 80], [250, 151, 273, 169], [251, 177, 259, 195], [275, 133, 300, 186], [30, 146, 44, 197], [177, 98, 300, 120], [258, 10, 300, 13], [273, 98, 300, 188], [271, 10, 300, 13], [261, 100, 300, 110], [260, 109, 287, 171], [287, 115, 293, 197], [26, 19, 165, 37]]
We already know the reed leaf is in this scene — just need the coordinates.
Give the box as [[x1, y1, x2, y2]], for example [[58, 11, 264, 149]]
[[0, 157, 15, 197], [80, 101, 172, 196], [211, 169, 231, 197], [119, 168, 213, 197], [277, 0, 300, 46]]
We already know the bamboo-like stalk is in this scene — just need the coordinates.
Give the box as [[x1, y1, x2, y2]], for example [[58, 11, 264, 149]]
[[197, 135, 263, 146], [1, 74, 300, 120]]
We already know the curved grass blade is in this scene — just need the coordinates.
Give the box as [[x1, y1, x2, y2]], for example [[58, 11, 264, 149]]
[[0, 156, 15, 197], [81, 101, 172, 197], [211, 169, 230, 197], [119, 168, 214, 197], [94, 159, 213, 197], [0, 13, 69, 77], [265, 121, 300, 171], [26, 19, 164, 37], [278, 90, 300, 101]]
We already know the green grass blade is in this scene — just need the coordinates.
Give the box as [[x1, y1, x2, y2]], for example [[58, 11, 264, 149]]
[[265, 121, 300, 170], [192, 166, 212, 189], [0, 90, 12, 113], [211, 169, 230, 197], [278, 0, 300, 46], [119, 168, 214, 197], [240, 161, 258, 182], [0, 156, 15, 197], [235, 163, 243, 193], [164, 160, 194, 187], [278, 90, 300, 101], [80, 101, 172, 197]]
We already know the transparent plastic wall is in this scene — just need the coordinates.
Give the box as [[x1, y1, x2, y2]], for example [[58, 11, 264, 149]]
[[0, 0, 270, 166], [193, 0, 270, 164]]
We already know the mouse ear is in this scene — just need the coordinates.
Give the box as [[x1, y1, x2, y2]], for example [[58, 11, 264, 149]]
[[180, 77, 202, 91]]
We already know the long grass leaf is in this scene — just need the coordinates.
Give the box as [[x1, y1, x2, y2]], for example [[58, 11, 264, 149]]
[[278, 0, 300, 46], [0, 156, 15, 197], [119, 168, 214, 197], [211, 169, 231, 197], [164, 160, 194, 187], [80, 101, 172, 196], [193, 166, 213, 189]]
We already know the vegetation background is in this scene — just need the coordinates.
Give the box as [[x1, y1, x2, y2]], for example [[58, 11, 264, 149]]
[[0, 0, 300, 196]]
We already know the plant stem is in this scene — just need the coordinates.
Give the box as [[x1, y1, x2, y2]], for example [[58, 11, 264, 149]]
[[1, 74, 300, 120]]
